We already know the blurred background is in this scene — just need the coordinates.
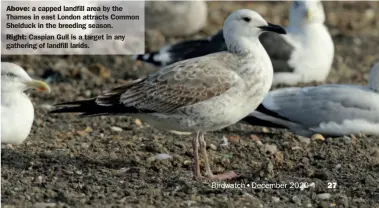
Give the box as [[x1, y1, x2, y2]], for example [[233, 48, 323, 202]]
[[2, 1, 379, 207]]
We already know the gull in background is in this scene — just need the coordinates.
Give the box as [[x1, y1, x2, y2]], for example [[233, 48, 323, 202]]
[[243, 62, 379, 137], [134, 0, 334, 86], [1, 62, 51, 145], [145, 1, 208, 36], [51, 9, 286, 180]]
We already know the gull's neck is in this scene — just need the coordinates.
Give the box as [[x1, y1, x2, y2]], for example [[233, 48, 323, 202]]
[[225, 36, 263, 57], [226, 35, 273, 94]]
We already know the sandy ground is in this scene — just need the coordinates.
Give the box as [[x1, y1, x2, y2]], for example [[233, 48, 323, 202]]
[[2, 1, 379, 207]]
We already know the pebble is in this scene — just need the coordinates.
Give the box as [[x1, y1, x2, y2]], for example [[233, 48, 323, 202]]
[[267, 161, 274, 173], [88, 63, 111, 79], [111, 126, 123, 132], [335, 164, 342, 169], [297, 136, 311, 145], [291, 195, 301, 205], [135, 119, 143, 127], [154, 153, 172, 160], [271, 196, 280, 203], [209, 144, 217, 151], [317, 193, 331, 200], [227, 135, 240, 143], [263, 144, 278, 155], [33, 203, 57, 208], [84, 90, 91, 97], [261, 127, 270, 133], [221, 136, 229, 146], [311, 134, 325, 141], [39, 104, 53, 110], [250, 134, 263, 146], [370, 148, 379, 166]]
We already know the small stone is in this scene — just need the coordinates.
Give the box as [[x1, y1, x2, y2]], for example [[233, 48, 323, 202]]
[[267, 161, 274, 173], [273, 151, 284, 164], [369, 148, 379, 166], [40, 104, 53, 110], [135, 119, 143, 127], [84, 127, 93, 133], [297, 136, 311, 145], [88, 63, 111, 79], [209, 144, 217, 151], [264, 144, 278, 155], [81, 143, 90, 149], [335, 164, 342, 169], [168, 130, 191, 135], [154, 153, 172, 160], [291, 195, 301, 205], [33, 202, 57, 208], [317, 193, 331, 200], [37, 176, 43, 183], [311, 134, 325, 141], [75, 170, 83, 175], [262, 127, 270, 133], [227, 135, 240, 143], [111, 126, 123, 132], [272, 196, 280, 202], [84, 90, 91, 97], [220, 136, 229, 146], [250, 134, 263, 146]]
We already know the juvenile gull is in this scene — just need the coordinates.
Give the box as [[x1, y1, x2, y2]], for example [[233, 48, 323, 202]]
[[1, 62, 51, 145], [134, 0, 334, 85], [243, 62, 379, 137], [50, 9, 286, 180]]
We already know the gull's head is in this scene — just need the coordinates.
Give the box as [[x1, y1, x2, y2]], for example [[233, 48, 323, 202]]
[[290, 0, 325, 25], [369, 62, 379, 92], [1, 62, 51, 93], [223, 9, 286, 44]]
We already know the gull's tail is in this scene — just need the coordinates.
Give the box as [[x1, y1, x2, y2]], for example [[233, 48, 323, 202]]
[[49, 98, 151, 117], [241, 104, 297, 129], [132, 30, 225, 67]]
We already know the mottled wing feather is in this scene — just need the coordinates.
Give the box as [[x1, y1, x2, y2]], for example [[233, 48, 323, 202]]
[[97, 53, 241, 114]]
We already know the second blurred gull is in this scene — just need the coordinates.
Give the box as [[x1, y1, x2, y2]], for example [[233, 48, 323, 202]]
[[243, 63, 379, 137], [135, 0, 334, 85]]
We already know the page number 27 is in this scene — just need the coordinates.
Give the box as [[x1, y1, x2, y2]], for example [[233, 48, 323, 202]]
[[328, 182, 337, 189]]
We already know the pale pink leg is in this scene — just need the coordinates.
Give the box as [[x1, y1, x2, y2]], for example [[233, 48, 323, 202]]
[[192, 132, 202, 180], [199, 133, 238, 180]]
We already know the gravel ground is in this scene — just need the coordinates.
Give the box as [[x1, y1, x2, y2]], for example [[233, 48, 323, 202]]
[[2, 1, 379, 208]]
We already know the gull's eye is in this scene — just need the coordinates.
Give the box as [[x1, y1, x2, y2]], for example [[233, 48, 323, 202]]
[[242, 17, 251, 22]]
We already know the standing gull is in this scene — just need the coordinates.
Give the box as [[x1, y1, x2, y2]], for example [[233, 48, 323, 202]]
[[50, 9, 286, 180], [134, 0, 334, 85], [1, 62, 51, 145], [243, 63, 379, 137]]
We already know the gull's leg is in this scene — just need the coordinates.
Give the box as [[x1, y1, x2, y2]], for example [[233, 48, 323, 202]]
[[192, 132, 202, 179], [199, 133, 238, 181]]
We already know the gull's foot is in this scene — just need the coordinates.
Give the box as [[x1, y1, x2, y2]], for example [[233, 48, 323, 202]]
[[206, 171, 238, 181]]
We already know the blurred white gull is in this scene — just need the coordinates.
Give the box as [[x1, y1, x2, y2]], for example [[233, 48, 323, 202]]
[[1, 62, 51, 145], [145, 1, 207, 36], [134, 0, 334, 85], [51, 9, 286, 180], [243, 62, 379, 137]]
